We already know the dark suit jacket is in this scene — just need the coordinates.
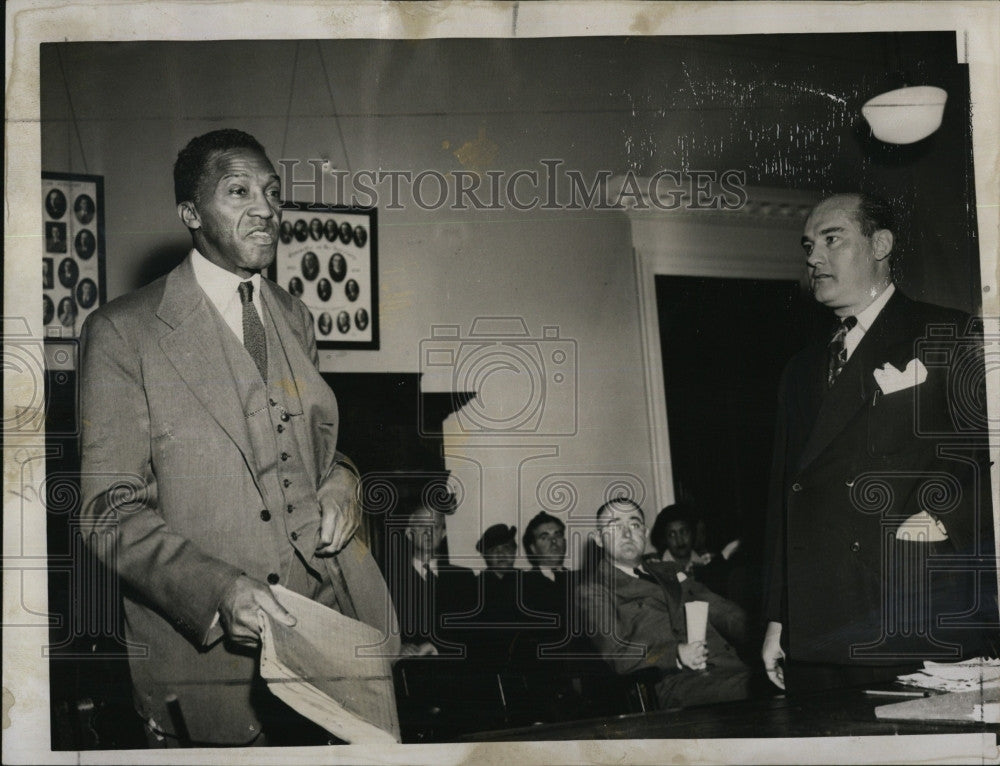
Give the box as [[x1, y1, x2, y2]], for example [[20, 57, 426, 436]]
[[79, 255, 396, 744], [385, 554, 477, 653], [764, 289, 996, 665], [576, 557, 747, 678]]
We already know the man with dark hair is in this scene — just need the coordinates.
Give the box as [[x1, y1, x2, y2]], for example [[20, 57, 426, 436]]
[[649, 504, 699, 572], [649, 504, 745, 604], [523, 511, 567, 571], [761, 192, 996, 694], [577, 498, 751, 709], [79, 129, 397, 746], [512, 510, 580, 709], [520, 511, 570, 639]]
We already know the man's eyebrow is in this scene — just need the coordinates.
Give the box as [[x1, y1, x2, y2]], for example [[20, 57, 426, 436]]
[[219, 172, 281, 184], [818, 225, 845, 236]]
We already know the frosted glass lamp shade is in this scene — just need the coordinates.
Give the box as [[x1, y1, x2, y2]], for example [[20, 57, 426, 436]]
[[862, 86, 947, 144]]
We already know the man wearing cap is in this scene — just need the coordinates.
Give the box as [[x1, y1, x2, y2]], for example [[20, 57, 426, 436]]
[[450, 524, 518, 665]]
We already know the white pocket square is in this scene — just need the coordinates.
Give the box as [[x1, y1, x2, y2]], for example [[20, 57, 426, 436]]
[[873, 358, 927, 395], [895, 510, 949, 542]]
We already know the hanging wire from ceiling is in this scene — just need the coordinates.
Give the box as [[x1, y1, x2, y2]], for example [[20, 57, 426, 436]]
[[55, 46, 89, 173], [279, 41, 302, 161], [315, 40, 353, 176]]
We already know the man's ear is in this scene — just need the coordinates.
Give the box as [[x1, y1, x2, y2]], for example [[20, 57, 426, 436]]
[[591, 529, 604, 550], [871, 229, 894, 262], [177, 201, 201, 230], [404, 527, 415, 543]]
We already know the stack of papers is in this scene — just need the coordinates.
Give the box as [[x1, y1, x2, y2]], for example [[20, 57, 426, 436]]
[[896, 657, 1000, 693], [259, 585, 400, 744]]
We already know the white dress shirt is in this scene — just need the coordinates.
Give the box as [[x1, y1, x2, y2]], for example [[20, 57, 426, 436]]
[[190, 249, 264, 344], [844, 282, 895, 361], [411, 557, 439, 581]]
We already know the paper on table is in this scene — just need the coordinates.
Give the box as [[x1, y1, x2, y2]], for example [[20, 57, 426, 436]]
[[258, 585, 400, 744], [896, 657, 1000, 693]]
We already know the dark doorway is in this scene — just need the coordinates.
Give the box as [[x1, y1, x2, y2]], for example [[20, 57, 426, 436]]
[[655, 275, 825, 615]]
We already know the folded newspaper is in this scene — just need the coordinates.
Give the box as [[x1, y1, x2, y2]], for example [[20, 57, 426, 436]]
[[258, 585, 401, 744]]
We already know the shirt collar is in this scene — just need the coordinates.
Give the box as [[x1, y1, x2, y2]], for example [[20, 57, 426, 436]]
[[613, 561, 647, 579], [190, 248, 262, 312], [854, 282, 895, 333], [537, 566, 556, 582], [411, 556, 438, 580]]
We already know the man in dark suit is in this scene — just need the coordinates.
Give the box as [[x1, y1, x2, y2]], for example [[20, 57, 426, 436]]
[[79, 129, 397, 746], [521, 512, 570, 627], [577, 498, 750, 709], [761, 193, 996, 693], [386, 502, 476, 655]]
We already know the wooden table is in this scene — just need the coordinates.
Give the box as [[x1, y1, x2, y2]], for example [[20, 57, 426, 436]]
[[461, 684, 999, 741]]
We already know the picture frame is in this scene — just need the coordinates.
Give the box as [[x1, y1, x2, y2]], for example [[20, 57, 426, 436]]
[[41, 172, 107, 340], [270, 202, 379, 350]]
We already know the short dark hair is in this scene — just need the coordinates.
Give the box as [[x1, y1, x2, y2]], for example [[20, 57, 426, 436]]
[[852, 193, 895, 238], [595, 496, 644, 524], [522, 511, 565, 554], [173, 129, 269, 205], [649, 503, 695, 556]]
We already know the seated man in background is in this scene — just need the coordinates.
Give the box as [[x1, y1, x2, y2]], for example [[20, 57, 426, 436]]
[[577, 497, 752, 710], [455, 524, 521, 666], [520, 511, 570, 622], [649, 503, 748, 608], [387, 503, 476, 657]]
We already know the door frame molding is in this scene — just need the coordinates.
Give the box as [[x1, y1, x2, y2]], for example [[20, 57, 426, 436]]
[[613, 178, 821, 511]]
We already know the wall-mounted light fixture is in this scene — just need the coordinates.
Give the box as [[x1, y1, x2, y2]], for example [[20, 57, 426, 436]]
[[861, 86, 947, 144]]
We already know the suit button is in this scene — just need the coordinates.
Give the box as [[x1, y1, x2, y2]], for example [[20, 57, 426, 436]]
[[260, 509, 271, 522], [281, 452, 289, 461], [290, 531, 298, 541], [792, 482, 803, 492], [287, 504, 294, 513], [267, 573, 279, 585], [851, 542, 861, 552], [281, 412, 290, 422], [276, 425, 285, 433], [283, 479, 291, 488]]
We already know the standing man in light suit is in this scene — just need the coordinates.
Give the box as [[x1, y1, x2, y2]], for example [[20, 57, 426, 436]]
[[761, 193, 996, 694], [79, 129, 397, 746]]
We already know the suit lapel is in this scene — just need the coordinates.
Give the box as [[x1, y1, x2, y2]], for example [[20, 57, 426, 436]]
[[797, 291, 910, 471], [156, 256, 256, 466], [596, 558, 683, 622], [261, 279, 326, 413]]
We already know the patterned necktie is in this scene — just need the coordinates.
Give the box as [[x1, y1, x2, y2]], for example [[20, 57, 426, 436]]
[[827, 315, 858, 389], [237, 281, 267, 380]]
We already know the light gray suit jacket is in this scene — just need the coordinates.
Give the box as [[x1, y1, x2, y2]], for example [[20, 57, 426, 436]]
[[79, 255, 396, 744]]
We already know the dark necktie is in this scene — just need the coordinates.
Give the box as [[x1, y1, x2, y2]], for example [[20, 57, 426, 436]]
[[237, 281, 267, 380], [827, 315, 858, 389], [633, 567, 657, 584]]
